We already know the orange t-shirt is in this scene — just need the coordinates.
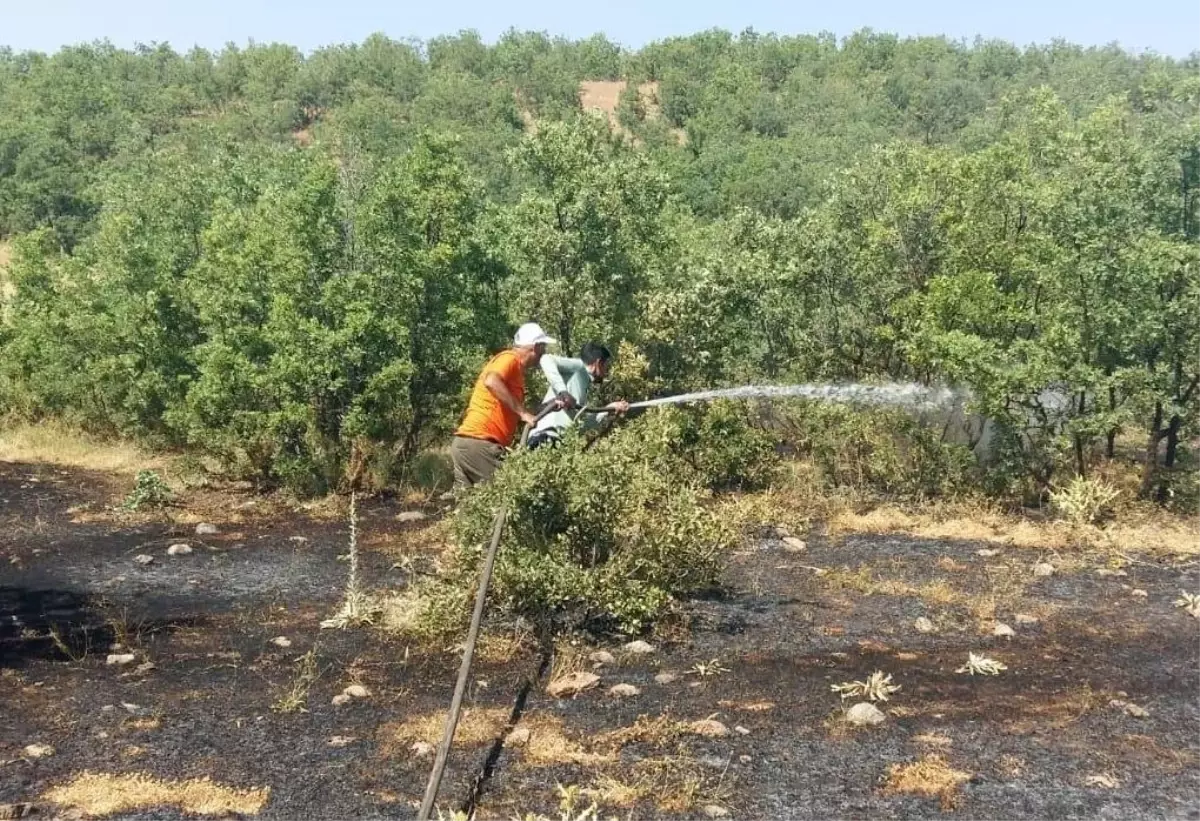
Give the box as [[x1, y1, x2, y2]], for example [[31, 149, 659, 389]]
[[455, 350, 526, 446]]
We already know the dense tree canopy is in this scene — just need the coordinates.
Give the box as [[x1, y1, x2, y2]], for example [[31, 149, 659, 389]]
[[0, 29, 1196, 497]]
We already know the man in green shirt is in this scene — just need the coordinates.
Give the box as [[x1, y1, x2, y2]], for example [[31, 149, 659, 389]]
[[528, 342, 630, 449]]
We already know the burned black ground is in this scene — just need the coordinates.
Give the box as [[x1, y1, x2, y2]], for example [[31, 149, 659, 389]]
[[2, 459, 1198, 820]]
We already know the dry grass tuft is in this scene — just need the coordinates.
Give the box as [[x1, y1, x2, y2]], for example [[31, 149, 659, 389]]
[[717, 699, 776, 712], [520, 714, 611, 767], [42, 772, 269, 817], [912, 732, 953, 747], [596, 714, 687, 751], [882, 754, 972, 809], [380, 707, 510, 753], [581, 774, 648, 808], [0, 422, 169, 476]]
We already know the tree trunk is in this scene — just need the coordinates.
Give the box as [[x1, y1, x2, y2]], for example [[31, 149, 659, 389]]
[[1073, 390, 1087, 477], [1138, 401, 1164, 499], [1164, 415, 1182, 468], [1105, 386, 1117, 458]]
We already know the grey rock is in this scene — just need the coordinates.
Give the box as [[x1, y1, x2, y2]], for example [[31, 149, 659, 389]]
[[845, 702, 886, 726]]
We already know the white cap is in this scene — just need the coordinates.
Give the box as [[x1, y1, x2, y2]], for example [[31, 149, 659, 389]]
[[513, 322, 556, 347]]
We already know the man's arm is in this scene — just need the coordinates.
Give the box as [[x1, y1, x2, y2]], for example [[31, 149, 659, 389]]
[[484, 372, 537, 426], [540, 354, 586, 408]]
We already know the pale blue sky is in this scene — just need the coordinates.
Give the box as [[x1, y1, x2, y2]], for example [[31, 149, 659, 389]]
[[2, 0, 1197, 57]]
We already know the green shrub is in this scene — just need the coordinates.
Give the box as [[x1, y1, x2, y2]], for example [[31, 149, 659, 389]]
[[121, 470, 174, 511], [438, 414, 738, 635], [779, 402, 977, 498]]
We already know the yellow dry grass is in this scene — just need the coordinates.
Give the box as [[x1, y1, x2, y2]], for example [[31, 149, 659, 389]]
[[882, 755, 972, 810], [42, 772, 269, 817], [0, 421, 168, 476], [828, 502, 1198, 558]]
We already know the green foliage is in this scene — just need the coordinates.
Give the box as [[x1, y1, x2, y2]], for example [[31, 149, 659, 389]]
[[780, 403, 977, 498], [442, 415, 736, 634], [121, 469, 173, 511], [1049, 476, 1121, 526]]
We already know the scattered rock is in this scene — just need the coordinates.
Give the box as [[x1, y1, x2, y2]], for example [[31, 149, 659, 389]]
[[608, 683, 641, 698], [1130, 589, 1148, 598], [546, 671, 600, 698], [1109, 699, 1149, 718], [588, 650, 616, 666], [167, 543, 193, 556], [699, 755, 727, 770], [100, 705, 116, 714], [328, 736, 357, 747], [331, 694, 352, 707], [735, 725, 750, 735], [133, 554, 155, 566], [506, 727, 531, 747], [271, 636, 292, 648], [1015, 614, 1039, 625], [845, 702, 886, 727], [195, 523, 219, 536], [288, 536, 308, 544], [121, 703, 142, 714], [396, 510, 428, 523], [739, 754, 752, 764], [23, 743, 54, 759], [106, 653, 136, 666], [993, 622, 1016, 638], [1085, 773, 1121, 789], [688, 719, 730, 738], [782, 537, 807, 552], [976, 549, 1000, 557], [1032, 562, 1056, 577], [623, 640, 655, 655], [411, 741, 435, 758], [914, 617, 935, 634], [654, 672, 678, 685], [342, 684, 370, 699], [133, 662, 156, 675], [702, 806, 730, 819], [1095, 568, 1128, 577]]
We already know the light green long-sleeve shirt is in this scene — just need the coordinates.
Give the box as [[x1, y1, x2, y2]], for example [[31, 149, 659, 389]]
[[533, 354, 605, 437]]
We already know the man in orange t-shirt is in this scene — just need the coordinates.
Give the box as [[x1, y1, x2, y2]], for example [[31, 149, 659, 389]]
[[450, 322, 559, 489]]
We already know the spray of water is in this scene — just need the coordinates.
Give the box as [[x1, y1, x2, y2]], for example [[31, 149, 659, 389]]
[[627, 382, 967, 411]]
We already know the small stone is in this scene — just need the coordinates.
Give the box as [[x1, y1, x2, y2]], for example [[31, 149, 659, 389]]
[[845, 702, 886, 727], [331, 694, 351, 707], [702, 805, 730, 819], [396, 511, 428, 523], [976, 549, 1000, 557], [1130, 589, 1148, 598], [288, 536, 308, 544], [121, 703, 142, 714], [623, 640, 655, 655], [1109, 699, 1149, 718], [195, 523, 219, 536], [343, 684, 370, 699], [688, 719, 730, 738], [739, 754, 752, 764], [328, 735, 357, 747], [773, 524, 792, 538], [506, 727, 531, 747], [546, 671, 600, 698], [588, 650, 616, 666], [411, 741, 435, 758], [133, 554, 155, 566], [23, 743, 54, 759], [608, 683, 641, 698], [1015, 614, 1039, 625], [167, 543, 193, 556], [271, 636, 292, 648], [782, 537, 807, 552], [735, 725, 750, 735], [101, 705, 116, 713], [96, 731, 109, 739], [107, 653, 136, 666], [1085, 773, 1120, 789], [993, 623, 1016, 638], [654, 672, 678, 685], [914, 617, 935, 634], [1032, 562, 1056, 577], [133, 662, 156, 675]]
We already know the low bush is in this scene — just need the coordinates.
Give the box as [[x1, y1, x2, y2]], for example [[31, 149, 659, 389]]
[[434, 411, 741, 635], [777, 402, 978, 499]]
